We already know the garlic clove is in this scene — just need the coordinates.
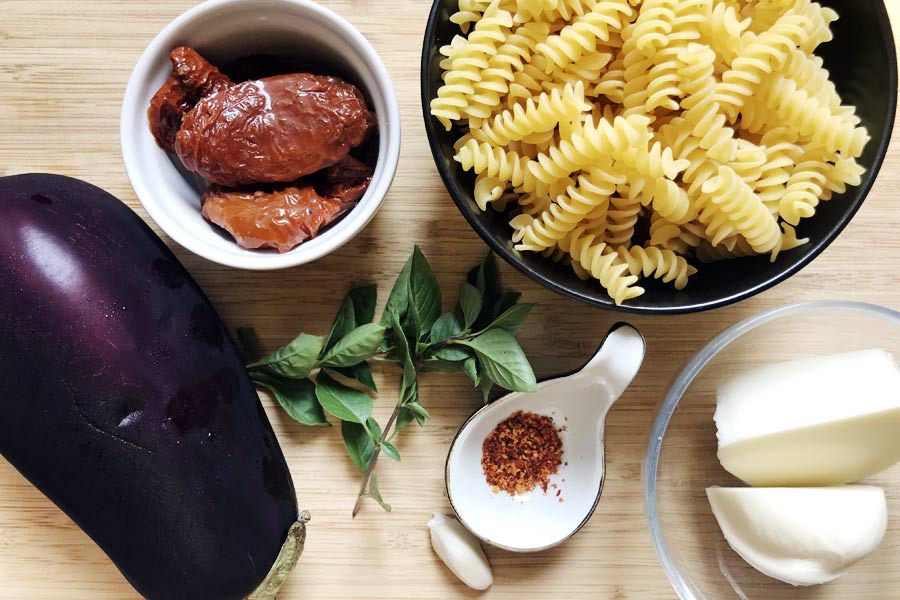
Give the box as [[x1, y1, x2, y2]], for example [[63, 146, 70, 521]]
[[428, 512, 493, 590]]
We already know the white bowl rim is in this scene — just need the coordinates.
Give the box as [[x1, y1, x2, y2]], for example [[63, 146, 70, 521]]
[[119, 0, 401, 270], [642, 300, 900, 600]]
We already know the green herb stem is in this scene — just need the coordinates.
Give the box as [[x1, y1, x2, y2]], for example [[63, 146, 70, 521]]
[[352, 403, 402, 517], [240, 248, 538, 516]]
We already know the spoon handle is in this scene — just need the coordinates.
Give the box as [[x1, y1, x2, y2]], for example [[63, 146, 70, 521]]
[[576, 323, 645, 402]]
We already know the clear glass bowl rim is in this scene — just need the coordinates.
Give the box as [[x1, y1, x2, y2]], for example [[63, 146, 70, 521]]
[[642, 300, 900, 600]]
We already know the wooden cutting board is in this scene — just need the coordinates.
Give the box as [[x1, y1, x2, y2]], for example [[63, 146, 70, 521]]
[[0, 1, 898, 598]]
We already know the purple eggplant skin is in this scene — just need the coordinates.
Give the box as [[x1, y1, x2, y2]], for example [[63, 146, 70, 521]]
[[0, 174, 299, 600]]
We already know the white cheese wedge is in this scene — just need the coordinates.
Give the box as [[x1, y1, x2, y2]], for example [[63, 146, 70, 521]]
[[706, 486, 887, 586], [715, 348, 900, 486]]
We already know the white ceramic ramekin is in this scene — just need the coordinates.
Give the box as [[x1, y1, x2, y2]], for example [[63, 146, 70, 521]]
[[120, 0, 400, 269]]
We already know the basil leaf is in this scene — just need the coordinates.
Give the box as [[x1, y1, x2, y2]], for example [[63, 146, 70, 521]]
[[391, 313, 417, 404], [405, 382, 420, 407], [407, 246, 442, 339], [487, 303, 534, 335], [367, 474, 391, 512], [430, 312, 463, 344], [248, 333, 324, 379], [330, 362, 377, 393], [251, 373, 329, 426], [380, 255, 413, 327], [403, 382, 422, 426], [401, 313, 419, 340], [421, 358, 466, 374], [320, 323, 386, 367], [381, 441, 401, 462], [398, 396, 429, 429], [323, 295, 355, 354], [396, 406, 416, 430], [481, 252, 501, 327], [466, 260, 485, 294], [468, 251, 501, 331], [236, 326, 260, 361], [492, 291, 521, 319], [349, 284, 377, 325], [481, 251, 500, 298], [463, 357, 480, 385], [315, 371, 373, 424], [433, 345, 472, 362], [326, 286, 378, 355], [366, 417, 383, 443], [405, 401, 430, 421], [404, 377, 420, 408], [479, 375, 495, 403], [458, 282, 483, 330], [323, 285, 378, 354], [381, 348, 404, 363], [342, 421, 375, 471], [459, 329, 537, 393]]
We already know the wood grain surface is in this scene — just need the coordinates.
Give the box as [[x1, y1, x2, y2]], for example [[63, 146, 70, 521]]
[[0, 1, 898, 598]]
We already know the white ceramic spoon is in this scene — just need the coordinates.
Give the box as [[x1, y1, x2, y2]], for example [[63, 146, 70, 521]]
[[445, 323, 645, 552]]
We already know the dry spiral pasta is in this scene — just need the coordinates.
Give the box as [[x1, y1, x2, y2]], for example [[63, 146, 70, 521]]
[[643, 47, 682, 113], [679, 43, 740, 160], [634, 173, 694, 224], [602, 192, 642, 245], [513, 0, 558, 23], [623, 0, 678, 57], [470, 20, 552, 116], [560, 228, 645, 304], [699, 165, 781, 253], [526, 114, 652, 183], [451, 0, 493, 32], [753, 127, 803, 212], [761, 74, 869, 157], [716, 11, 812, 117], [432, 0, 870, 305], [729, 139, 768, 185], [535, 0, 633, 70], [430, 0, 513, 129], [472, 81, 590, 146], [615, 246, 698, 290], [699, 2, 750, 68], [473, 174, 507, 211], [513, 160, 622, 250]]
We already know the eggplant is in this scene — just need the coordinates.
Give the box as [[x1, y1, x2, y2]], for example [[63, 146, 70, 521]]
[[0, 174, 305, 600]]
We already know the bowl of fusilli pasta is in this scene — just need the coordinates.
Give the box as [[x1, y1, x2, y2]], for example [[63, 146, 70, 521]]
[[421, 0, 896, 313]]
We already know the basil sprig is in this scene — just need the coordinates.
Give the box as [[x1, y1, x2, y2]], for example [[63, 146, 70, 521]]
[[239, 247, 536, 515]]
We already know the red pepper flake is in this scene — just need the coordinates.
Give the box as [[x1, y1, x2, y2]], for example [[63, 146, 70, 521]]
[[481, 410, 564, 496], [556, 489, 561, 497]]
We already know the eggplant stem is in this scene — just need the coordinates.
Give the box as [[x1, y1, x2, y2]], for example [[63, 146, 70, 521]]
[[245, 512, 310, 600]]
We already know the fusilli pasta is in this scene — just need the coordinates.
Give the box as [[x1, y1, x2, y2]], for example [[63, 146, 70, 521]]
[[432, 0, 869, 305]]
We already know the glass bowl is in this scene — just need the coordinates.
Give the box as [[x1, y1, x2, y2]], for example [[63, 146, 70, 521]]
[[644, 300, 900, 599]]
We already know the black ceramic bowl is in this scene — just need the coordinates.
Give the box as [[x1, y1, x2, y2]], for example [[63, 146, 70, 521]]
[[420, 0, 897, 314]]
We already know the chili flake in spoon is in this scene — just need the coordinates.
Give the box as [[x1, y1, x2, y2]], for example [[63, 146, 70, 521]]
[[481, 410, 564, 496]]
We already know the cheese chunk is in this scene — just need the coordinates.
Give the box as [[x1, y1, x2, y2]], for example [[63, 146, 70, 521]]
[[715, 349, 900, 486], [707, 486, 887, 586]]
